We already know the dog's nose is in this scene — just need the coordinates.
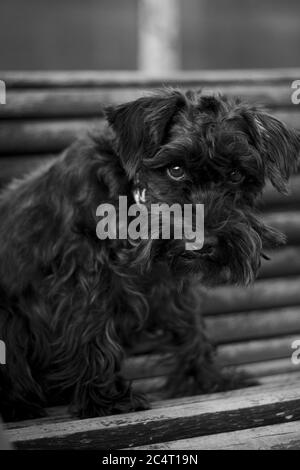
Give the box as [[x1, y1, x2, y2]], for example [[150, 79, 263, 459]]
[[201, 235, 218, 255]]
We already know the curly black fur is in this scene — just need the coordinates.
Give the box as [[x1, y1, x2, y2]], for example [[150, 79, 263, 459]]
[[0, 89, 299, 421]]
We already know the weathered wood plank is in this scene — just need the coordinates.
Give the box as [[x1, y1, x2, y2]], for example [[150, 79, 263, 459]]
[[259, 246, 300, 278], [124, 334, 299, 381], [6, 377, 300, 449], [203, 276, 300, 314], [2, 69, 300, 88], [0, 119, 105, 155], [262, 174, 300, 208], [131, 420, 300, 450], [0, 155, 54, 184], [0, 89, 145, 118], [0, 85, 295, 119], [262, 175, 300, 210], [207, 306, 300, 343], [0, 418, 11, 450], [6, 371, 300, 431], [200, 85, 295, 108], [219, 334, 299, 365], [4, 360, 296, 426], [263, 211, 300, 245], [233, 358, 299, 379], [131, 358, 300, 395]]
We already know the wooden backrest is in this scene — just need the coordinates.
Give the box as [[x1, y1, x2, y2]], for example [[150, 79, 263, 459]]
[[0, 69, 300, 393]]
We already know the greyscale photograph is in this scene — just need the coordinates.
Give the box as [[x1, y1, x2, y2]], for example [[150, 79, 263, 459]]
[[0, 0, 300, 454]]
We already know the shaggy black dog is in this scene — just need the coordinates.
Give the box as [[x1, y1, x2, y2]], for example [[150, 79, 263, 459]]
[[0, 89, 299, 421]]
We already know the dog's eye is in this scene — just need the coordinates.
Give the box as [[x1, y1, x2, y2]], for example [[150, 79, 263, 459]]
[[167, 165, 186, 181], [229, 170, 244, 184]]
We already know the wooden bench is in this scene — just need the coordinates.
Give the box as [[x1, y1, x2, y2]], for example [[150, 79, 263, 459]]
[[1, 69, 300, 450]]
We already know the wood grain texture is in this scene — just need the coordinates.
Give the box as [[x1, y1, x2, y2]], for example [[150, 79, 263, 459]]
[[6, 376, 300, 449], [207, 306, 300, 343], [218, 334, 299, 365], [0, 418, 11, 450], [2, 69, 300, 88], [0, 88, 145, 118], [5, 371, 300, 432], [123, 334, 299, 382], [131, 420, 300, 450], [238, 358, 299, 378], [263, 211, 300, 245], [0, 119, 105, 154], [130, 359, 300, 395], [262, 175, 300, 210], [5, 368, 300, 429], [202, 276, 300, 314], [259, 246, 300, 278], [0, 85, 295, 118], [0, 155, 54, 184]]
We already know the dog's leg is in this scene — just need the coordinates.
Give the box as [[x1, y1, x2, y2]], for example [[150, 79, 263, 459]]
[[48, 301, 150, 419], [68, 330, 149, 418], [153, 281, 252, 397], [164, 310, 226, 396], [0, 297, 47, 422]]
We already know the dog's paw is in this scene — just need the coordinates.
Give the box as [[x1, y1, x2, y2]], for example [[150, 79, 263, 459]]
[[0, 403, 47, 422], [216, 368, 259, 391], [166, 364, 258, 397], [111, 391, 150, 414], [72, 391, 150, 419]]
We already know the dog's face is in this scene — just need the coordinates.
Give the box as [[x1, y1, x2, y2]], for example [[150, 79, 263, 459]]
[[106, 89, 300, 285]]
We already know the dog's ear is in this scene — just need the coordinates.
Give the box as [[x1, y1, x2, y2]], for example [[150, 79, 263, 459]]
[[253, 111, 300, 194], [105, 90, 186, 178]]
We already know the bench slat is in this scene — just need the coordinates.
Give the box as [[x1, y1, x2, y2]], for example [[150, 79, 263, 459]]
[[0, 85, 296, 119], [208, 307, 300, 343], [131, 358, 300, 396], [0, 119, 104, 155], [131, 420, 300, 450], [219, 334, 298, 365], [3, 359, 292, 425], [263, 211, 300, 245], [202, 276, 300, 314], [259, 246, 300, 278], [2, 68, 300, 88], [6, 375, 300, 449], [124, 334, 299, 382], [6, 371, 300, 431], [262, 175, 300, 210]]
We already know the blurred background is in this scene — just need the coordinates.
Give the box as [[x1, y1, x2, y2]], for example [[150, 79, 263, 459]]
[[0, 0, 300, 71]]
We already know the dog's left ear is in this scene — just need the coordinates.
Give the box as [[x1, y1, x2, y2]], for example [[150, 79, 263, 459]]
[[254, 111, 300, 194], [105, 90, 186, 178]]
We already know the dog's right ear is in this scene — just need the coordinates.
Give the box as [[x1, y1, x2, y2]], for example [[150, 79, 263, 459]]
[[105, 90, 186, 178], [253, 112, 300, 194]]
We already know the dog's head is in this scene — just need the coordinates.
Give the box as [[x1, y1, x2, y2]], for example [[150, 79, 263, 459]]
[[106, 89, 300, 285]]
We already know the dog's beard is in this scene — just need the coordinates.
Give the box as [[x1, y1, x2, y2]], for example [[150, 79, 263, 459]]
[[114, 201, 286, 287], [156, 210, 286, 286]]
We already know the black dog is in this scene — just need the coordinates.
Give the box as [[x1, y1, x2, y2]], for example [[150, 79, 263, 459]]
[[0, 89, 299, 421]]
